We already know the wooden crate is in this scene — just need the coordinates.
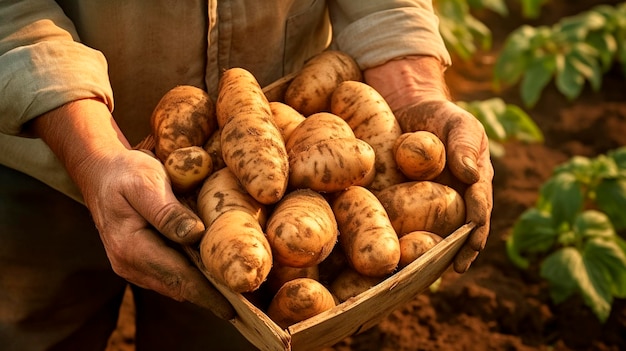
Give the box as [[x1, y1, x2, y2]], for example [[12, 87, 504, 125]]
[[185, 223, 473, 351]]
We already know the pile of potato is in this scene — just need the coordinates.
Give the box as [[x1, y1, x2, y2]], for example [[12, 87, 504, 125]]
[[143, 50, 466, 328]]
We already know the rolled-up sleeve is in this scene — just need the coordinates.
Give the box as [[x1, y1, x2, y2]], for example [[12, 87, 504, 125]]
[[0, 0, 113, 201], [329, 0, 451, 70], [0, 0, 113, 135]]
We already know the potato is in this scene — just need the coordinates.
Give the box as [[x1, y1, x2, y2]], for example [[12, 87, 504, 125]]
[[376, 181, 465, 237], [266, 278, 336, 328], [265, 262, 320, 295], [150, 85, 216, 162], [199, 210, 273, 293], [398, 231, 443, 268], [196, 167, 267, 228], [288, 137, 376, 192], [163, 146, 213, 193], [332, 186, 400, 277], [203, 129, 226, 171], [269, 101, 306, 142], [329, 267, 384, 303], [217, 68, 289, 205], [265, 189, 338, 268], [284, 112, 354, 152], [284, 50, 362, 116], [393, 131, 446, 181], [330, 81, 406, 191]]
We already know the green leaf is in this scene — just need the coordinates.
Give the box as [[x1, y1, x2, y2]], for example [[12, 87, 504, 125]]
[[553, 156, 593, 184], [521, 54, 556, 107], [608, 146, 626, 171], [520, 0, 547, 19], [537, 172, 584, 226], [585, 31, 618, 72], [570, 43, 603, 92], [584, 237, 626, 298], [573, 210, 615, 240], [467, 0, 509, 16], [595, 177, 626, 230], [579, 245, 614, 323], [494, 26, 535, 87], [500, 104, 544, 142], [540, 248, 582, 304], [511, 208, 559, 253], [555, 53, 586, 101]]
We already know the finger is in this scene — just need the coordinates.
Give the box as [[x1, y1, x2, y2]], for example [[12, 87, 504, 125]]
[[444, 108, 486, 185], [110, 227, 235, 320], [464, 182, 493, 251], [124, 159, 206, 245], [453, 244, 479, 273]]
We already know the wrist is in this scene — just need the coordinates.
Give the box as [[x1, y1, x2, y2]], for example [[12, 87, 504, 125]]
[[364, 55, 450, 111], [31, 98, 130, 188]]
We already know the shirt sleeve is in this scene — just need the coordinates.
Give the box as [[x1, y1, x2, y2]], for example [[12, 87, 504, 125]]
[[328, 0, 452, 70], [0, 0, 113, 201], [0, 0, 114, 135]]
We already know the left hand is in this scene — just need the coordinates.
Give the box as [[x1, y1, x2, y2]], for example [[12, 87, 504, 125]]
[[364, 56, 493, 273]]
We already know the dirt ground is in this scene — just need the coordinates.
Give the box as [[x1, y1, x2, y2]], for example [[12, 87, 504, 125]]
[[106, 2, 626, 350]]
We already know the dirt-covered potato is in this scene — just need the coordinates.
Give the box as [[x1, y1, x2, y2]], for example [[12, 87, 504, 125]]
[[393, 131, 446, 181], [151, 85, 216, 162], [163, 146, 212, 193], [266, 278, 336, 328]]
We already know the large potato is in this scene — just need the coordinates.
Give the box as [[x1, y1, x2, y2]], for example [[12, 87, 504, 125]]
[[284, 112, 354, 152], [150, 85, 216, 162], [217, 68, 289, 205], [266, 278, 336, 328], [265, 189, 338, 268], [284, 50, 362, 116], [376, 181, 465, 237], [199, 210, 273, 293], [332, 186, 400, 277], [288, 137, 376, 192], [196, 167, 267, 228], [330, 80, 406, 191]]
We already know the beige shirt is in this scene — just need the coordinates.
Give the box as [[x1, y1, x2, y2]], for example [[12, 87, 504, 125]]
[[0, 0, 450, 202]]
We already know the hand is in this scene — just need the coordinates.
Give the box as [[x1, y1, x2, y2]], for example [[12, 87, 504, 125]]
[[365, 56, 494, 273], [31, 98, 235, 320]]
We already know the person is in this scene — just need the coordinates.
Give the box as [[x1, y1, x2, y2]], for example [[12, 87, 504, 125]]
[[0, 1, 493, 350]]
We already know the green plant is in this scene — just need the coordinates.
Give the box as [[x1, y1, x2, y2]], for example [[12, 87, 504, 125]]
[[494, 2, 626, 107], [456, 98, 543, 157], [506, 146, 626, 322]]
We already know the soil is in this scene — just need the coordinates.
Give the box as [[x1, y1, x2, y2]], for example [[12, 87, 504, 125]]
[[106, 1, 626, 350]]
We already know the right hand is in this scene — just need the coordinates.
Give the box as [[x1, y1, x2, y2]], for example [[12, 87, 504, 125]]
[[32, 98, 235, 320]]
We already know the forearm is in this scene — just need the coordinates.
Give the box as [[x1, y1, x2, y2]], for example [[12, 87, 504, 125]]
[[29, 98, 130, 193], [364, 55, 450, 111]]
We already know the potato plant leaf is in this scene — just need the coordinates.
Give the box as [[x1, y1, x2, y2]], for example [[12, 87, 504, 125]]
[[555, 53, 585, 101], [537, 172, 584, 226], [595, 177, 626, 231], [584, 237, 626, 298], [520, 54, 556, 107]]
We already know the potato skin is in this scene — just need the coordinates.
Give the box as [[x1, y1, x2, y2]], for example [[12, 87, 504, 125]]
[[217, 68, 289, 205], [269, 101, 306, 142], [266, 189, 338, 268], [151, 85, 216, 162], [284, 112, 354, 152], [288, 137, 376, 193], [284, 50, 362, 116], [330, 267, 383, 303], [199, 210, 273, 293], [376, 181, 466, 237], [265, 262, 320, 296], [203, 129, 226, 172], [330, 80, 406, 191], [197, 167, 267, 229], [164, 146, 213, 193], [398, 231, 443, 268], [332, 186, 400, 277], [267, 278, 336, 328], [394, 131, 446, 181]]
